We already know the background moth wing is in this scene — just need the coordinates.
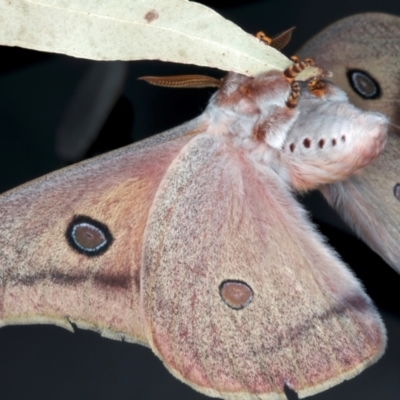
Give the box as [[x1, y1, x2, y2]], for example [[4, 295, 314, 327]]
[[0, 117, 199, 343], [320, 135, 400, 274], [55, 61, 129, 163], [142, 133, 385, 400], [298, 12, 400, 272]]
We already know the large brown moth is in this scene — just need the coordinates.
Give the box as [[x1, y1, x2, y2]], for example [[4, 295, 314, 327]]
[[0, 31, 390, 400], [298, 12, 400, 274]]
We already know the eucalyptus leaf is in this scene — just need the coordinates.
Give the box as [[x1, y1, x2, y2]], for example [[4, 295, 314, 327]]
[[0, 0, 294, 75]]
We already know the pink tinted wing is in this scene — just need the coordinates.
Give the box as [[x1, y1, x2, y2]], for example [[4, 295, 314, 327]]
[[142, 134, 385, 399], [0, 118, 200, 343]]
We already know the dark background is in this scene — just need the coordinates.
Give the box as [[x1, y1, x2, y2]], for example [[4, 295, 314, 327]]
[[1, 0, 400, 399]]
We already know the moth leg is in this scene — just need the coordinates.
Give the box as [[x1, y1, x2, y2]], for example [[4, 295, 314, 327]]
[[286, 81, 301, 108], [291, 55, 315, 66], [307, 77, 327, 97], [284, 57, 316, 82], [284, 57, 318, 106], [256, 27, 295, 50], [255, 31, 272, 45]]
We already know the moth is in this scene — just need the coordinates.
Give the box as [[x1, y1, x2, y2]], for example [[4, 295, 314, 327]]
[[0, 41, 390, 400], [298, 12, 400, 274]]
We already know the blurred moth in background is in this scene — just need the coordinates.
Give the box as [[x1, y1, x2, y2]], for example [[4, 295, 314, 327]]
[[299, 13, 400, 274]]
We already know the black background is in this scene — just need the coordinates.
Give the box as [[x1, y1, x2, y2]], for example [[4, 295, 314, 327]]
[[0, 0, 400, 399]]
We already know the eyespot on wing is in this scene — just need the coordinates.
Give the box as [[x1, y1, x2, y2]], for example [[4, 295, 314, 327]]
[[66, 215, 113, 256]]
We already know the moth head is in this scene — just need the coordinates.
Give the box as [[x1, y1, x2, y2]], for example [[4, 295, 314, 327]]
[[301, 79, 349, 103]]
